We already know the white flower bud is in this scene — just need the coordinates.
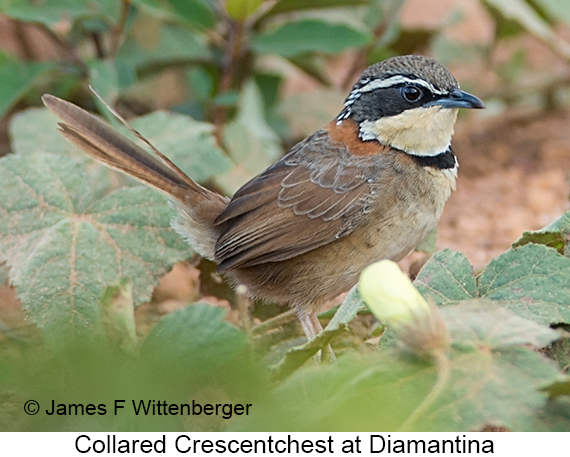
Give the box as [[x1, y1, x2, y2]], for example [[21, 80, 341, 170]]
[[359, 260, 430, 325], [359, 260, 449, 356]]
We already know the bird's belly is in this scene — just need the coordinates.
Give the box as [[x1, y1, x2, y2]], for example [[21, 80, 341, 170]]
[[232, 169, 451, 313], [233, 197, 443, 313]]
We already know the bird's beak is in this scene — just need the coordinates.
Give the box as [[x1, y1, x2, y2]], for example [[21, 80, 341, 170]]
[[428, 88, 485, 110]]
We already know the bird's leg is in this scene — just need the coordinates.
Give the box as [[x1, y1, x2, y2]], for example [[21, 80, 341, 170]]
[[298, 311, 322, 340], [298, 311, 336, 362]]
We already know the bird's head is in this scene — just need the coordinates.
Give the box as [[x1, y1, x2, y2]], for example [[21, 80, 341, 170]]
[[338, 55, 485, 157]]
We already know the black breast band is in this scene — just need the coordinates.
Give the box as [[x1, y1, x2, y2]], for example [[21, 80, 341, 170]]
[[409, 148, 456, 169]]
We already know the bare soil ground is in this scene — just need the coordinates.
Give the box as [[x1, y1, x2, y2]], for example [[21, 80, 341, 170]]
[[438, 108, 570, 270]]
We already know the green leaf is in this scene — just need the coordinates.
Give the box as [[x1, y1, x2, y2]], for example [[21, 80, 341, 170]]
[[513, 211, 570, 256], [414, 249, 477, 305], [10, 108, 78, 157], [165, 0, 215, 28], [28, 105, 229, 189], [284, 55, 330, 86], [234, 346, 564, 431], [11, 107, 135, 200], [269, 325, 347, 380], [100, 280, 138, 354], [0, 153, 190, 346], [220, 80, 282, 194], [540, 378, 570, 397], [88, 60, 120, 106], [130, 111, 233, 182], [0, 54, 54, 119], [142, 303, 247, 373], [441, 300, 560, 350], [226, 0, 263, 21], [266, 0, 368, 15], [0, 0, 120, 28], [478, 244, 570, 325], [234, 301, 564, 432], [117, 22, 211, 70], [544, 330, 570, 371], [132, 0, 215, 28], [327, 286, 366, 332], [417, 245, 570, 326], [252, 19, 371, 57], [185, 67, 214, 104], [534, 0, 570, 25]]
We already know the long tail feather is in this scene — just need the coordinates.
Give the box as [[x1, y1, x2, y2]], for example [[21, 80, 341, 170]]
[[42, 94, 209, 200], [42, 93, 228, 259]]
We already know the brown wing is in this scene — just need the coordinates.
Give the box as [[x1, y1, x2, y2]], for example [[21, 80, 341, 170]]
[[214, 129, 387, 272]]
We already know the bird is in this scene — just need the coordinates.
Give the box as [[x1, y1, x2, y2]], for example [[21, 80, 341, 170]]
[[42, 55, 484, 345]]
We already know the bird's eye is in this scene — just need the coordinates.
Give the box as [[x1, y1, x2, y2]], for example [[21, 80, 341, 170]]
[[401, 85, 422, 102]]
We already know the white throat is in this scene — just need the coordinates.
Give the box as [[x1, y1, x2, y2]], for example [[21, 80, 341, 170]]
[[359, 106, 458, 156]]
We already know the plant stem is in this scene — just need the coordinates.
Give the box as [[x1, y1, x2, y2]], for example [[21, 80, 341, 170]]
[[398, 349, 451, 431], [213, 18, 245, 144], [252, 309, 296, 336], [38, 25, 88, 77], [90, 32, 106, 59], [110, 0, 131, 59]]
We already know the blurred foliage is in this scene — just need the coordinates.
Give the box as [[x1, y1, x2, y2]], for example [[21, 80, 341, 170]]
[[2, 0, 570, 433]]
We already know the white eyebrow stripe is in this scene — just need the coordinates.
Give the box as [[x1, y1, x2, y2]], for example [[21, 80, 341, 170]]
[[357, 75, 448, 95]]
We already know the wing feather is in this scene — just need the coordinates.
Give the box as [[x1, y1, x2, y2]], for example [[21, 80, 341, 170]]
[[214, 128, 387, 271]]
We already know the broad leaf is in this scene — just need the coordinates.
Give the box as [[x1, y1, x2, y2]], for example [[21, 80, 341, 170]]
[[100, 280, 138, 354], [10, 108, 78, 157], [11, 108, 134, 200], [414, 249, 477, 304], [252, 19, 371, 57], [0, 0, 120, 28], [417, 245, 570, 326], [265, 0, 368, 15], [478, 244, 570, 325], [540, 379, 570, 397], [233, 302, 564, 432], [220, 80, 282, 194], [225, 0, 263, 21], [0, 153, 191, 345], [117, 22, 211, 69], [33, 104, 232, 183], [88, 60, 120, 106], [326, 286, 366, 332], [142, 303, 247, 373], [0, 54, 54, 119], [234, 347, 564, 431], [130, 111, 233, 182], [165, 0, 215, 28], [441, 300, 559, 350], [513, 211, 570, 256], [132, 0, 216, 28]]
